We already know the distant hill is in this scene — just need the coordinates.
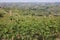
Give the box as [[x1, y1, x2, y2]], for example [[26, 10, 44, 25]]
[[0, 2, 60, 8], [0, 2, 60, 15]]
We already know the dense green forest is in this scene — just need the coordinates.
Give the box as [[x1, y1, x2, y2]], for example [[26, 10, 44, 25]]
[[0, 3, 60, 40]]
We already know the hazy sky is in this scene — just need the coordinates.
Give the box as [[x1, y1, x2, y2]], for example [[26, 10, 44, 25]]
[[0, 0, 60, 2]]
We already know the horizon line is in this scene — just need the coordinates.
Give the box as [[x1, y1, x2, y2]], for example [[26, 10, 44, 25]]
[[0, 1, 60, 3]]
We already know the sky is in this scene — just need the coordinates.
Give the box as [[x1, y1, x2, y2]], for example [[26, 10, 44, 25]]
[[0, 0, 60, 2]]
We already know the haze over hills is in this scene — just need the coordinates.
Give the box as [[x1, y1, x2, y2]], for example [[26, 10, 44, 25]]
[[0, 2, 60, 8]]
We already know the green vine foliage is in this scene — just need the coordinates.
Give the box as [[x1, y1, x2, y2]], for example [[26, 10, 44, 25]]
[[0, 9, 60, 40]]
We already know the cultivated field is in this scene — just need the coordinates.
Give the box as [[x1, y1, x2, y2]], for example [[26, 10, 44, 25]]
[[0, 3, 60, 40]]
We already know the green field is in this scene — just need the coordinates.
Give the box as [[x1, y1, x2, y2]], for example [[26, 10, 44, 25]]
[[0, 6, 60, 40]]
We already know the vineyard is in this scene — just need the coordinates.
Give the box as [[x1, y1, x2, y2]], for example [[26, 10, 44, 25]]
[[0, 5, 60, 40]]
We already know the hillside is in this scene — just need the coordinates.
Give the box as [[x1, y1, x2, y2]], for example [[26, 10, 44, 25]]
[[0, 2, 60, 40]]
